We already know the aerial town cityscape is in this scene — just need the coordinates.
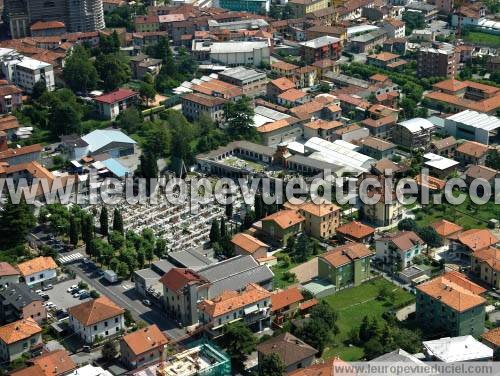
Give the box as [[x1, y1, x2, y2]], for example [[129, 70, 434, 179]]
[[0, 0, 499, 374]]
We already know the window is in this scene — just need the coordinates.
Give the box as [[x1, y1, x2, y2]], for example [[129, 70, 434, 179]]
[[115, 317, 119, 323], [94, 325, 97, 331], [105, 321, 108, 327]]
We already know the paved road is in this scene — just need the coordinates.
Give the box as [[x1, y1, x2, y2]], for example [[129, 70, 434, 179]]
[[68, 260, 186, 340]]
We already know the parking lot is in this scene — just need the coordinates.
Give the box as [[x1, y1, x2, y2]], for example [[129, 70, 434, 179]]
[[43, 277, 91, 311]]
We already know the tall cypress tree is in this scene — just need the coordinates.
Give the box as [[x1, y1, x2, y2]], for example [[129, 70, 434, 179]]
[[100, 206, 109, 236], [113, 208, 124, 234], [69, 215, 79, 246], [209, 220, 220, 244], [220, 217, 226, 238]]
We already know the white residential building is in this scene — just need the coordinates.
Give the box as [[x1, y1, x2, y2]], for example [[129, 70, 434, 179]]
[[192, 40, 271, 67], [16, 256, 57, 288], [68, 296, 125, 344], [0, 49, 54, 93]]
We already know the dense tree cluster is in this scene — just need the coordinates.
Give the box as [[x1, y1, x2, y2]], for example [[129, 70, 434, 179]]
[[397, 218, 443, 248]]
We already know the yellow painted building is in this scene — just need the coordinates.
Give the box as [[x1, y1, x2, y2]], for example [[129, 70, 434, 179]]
[[288, 0, 330, 18]]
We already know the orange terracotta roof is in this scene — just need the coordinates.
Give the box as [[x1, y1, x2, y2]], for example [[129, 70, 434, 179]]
[[431, 219, 463, 238], [262, 210, 305, 229], [431, 136, 457, 150], [321, 243, 373, 268], [30, 21, 66, 31], [385, 18, 405, 28], [271, 287, 304, 312], [0, 262, 19, 276], [456, 229, 498, 252], [368, 52, 400, 62], [278, 88, 308, 102], [299, 201, 341, 217], [304, 119, 342, 130], [465, 165, 498, 181], [231, 233, 269, 254], [433, 78, 468, 93], [10, 365, 45, 376], [299, 298, 318, 311], [198, 283, 271, 318], [270, 77, 296, 91], [361, 116, 395, 128], [414, 174, 446, 190], [482, 327, 500, 347], [17, 256, 57, 277], [288, 357, 353, 376], [289, 100, 325, 118], [424, 91, 500, 113], [474, 247, 500, 272], [192, 79, 242, 99], [121, 325, 168, 356], [416, 271, 486, 312], [272, 61, 299, 71], [0, 144, 43, 161], [68, 296, 124, 326], [336, 221, 375, 239], [456, 141, 489, 157], [379, 231, 424, 252], [31, 350, 76, 376], [0, 317, 41, 345], [257, 119, 294, 133], [182, 92, 226, 107], [370, 73, 389, 82], [159, 268, 204, 292]]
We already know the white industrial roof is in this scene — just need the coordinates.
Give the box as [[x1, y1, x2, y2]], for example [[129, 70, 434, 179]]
[[398, 118, 434, 133], [305, 137, 375, 173], [210, 41, 270, 54], [300, 36, 340, 49], [253, 106, 290, 127], [67, 365, 113, 376], [16, 56, 51, 70], [446, 110, 500, 131], [347, 25, 379, 37], [82, 129, 136, 153], [423, 336, 493, 362], [423, 153, 459, 170]]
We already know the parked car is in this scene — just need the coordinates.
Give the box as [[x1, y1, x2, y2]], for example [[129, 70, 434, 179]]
[[35, 289, 42, 295], [67, 285, 78, 293], [79, 291, 90, 299], [142, 299, 151, 306], [40, 293, 50, 301], [73, 291, 82, 298], [42, 284, 53, 291]]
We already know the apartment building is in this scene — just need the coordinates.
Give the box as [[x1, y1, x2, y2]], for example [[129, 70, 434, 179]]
[[417, 44, 457, 78], [392, 118, 434, 149], [288, 0, 329, 18], [218, 67, 268, 97], [471, 247, 500, 290], [416, 272, 486, 337], [318, 243, 374, 290], [181, 93, 227, 122], [261, 210, 305, 246], [299, 36, 342, 64], [198, 283, 272, 337], [94, 89, 139, 120], [375, 231, 426, 271]]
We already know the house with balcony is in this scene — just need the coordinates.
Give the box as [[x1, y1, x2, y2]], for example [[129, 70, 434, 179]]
[[0, 283, 46, 325], [449, 229, 498, 261], [198, 283, 272, 337], [471, 247, 500, 290], [16, 256, 57, 288], [318, 243, 374, 290], [68, 296, 125, 344], [299, 36, 341, 64], [416, 271, 486, 337], [120, 324, 169, 369], [270, 287, 304, 326], [93, 88, 139, 120], [375, 231, 426, 272], [261, 210, 305, 246], [0, 318, 42, 361]]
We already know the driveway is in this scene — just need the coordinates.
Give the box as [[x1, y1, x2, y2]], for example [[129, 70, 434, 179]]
[[67, 258, 186, 340], [45, 277, 91, 310], [290, 257, 318, 283]]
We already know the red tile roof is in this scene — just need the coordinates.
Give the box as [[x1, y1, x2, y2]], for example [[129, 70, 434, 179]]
[[68, 296, 124, 326], [431, 219, 463, 238], [31, 350, 76, 376], [231, 233, 269, 254], [321, 243, 373, 267], [30, 21, 66, 31], [456, 229, 498, 252], [336, 221, 375, 240], [262, 210, 305, 229], [0, 317, 41, 345], [94, 88, 138, 104], [159, 268, 204, 292], [121, 324, 168, 356], [271, 287, 304, 312]]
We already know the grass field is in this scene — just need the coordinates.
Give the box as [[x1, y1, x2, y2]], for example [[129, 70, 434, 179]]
[[321, 278, 415, 360], [414, 195, 499, 230], [463, 31, 500, 48]]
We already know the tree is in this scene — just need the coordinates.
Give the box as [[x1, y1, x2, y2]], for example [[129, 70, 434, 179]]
[[95, 53, 131, 92], [155, 238, 166, 258], [297, 318, 330, 353], [209, 220, 221, 243], [144, 243, 154, 264], [281, 3, 294, 19], [69, 215, 80, 246], [138, 151, 158, 179], [399, 97, 417, 120], [220, 321, 256, 371], [486, 149, 500, 170], [63, 45, 98, 93], [0, 196, 36, 249], [50, 102, 83, 136], [109, 231, 125, 250], [31, 80, 47, 100], [364, 337, 385, 359], [100, 206, 109, 236], [139, 82, 156, 106], [225, 202, 233, 219], [101, 341, 118, 361], [416, 226, 443, 248], [397, 218, 417, 231], [220, 217, 226, 238], [269, 4, 281, 19], [81, 215, 94, 245], [223, 96, 255, 137], [310, 301, 339, 335], [402, 11, 425, 32], [359, 315, 372, 342], [99, 32, 120, 54], [116, 261, 130, 278], [116, 107, 143, 134], [259, 353, 285, 376], [112, 208, 124, 234], [294, 234, 311, 262]]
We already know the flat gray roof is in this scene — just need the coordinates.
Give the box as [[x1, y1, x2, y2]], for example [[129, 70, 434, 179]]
[[219, 66, 266, 83]]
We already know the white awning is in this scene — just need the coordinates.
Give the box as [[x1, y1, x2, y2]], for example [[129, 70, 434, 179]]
[[244, 304, 259, 315]]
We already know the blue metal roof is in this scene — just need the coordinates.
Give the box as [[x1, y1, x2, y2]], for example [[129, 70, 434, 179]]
[[81, 129, 136, 153], [102, 158, 129, 178]]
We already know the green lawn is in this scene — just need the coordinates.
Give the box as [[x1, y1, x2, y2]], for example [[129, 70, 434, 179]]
[[321, 278, 415, 360], [271, 252, 310, 289], [463, 31, 500, 48], [414, 195, 499, 230]]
